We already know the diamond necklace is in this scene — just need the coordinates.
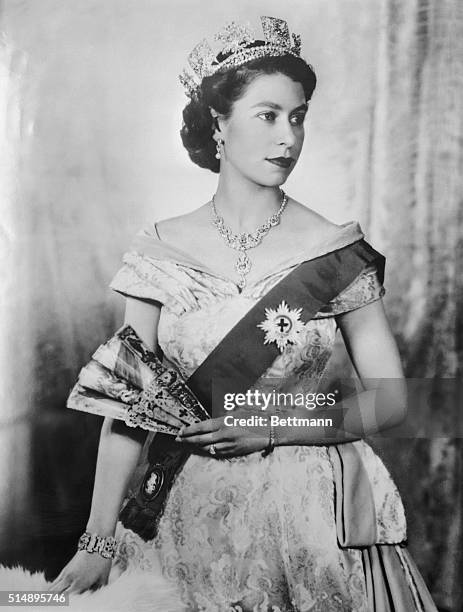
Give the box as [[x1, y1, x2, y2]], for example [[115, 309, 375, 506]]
[[210, 190, 288, 289]]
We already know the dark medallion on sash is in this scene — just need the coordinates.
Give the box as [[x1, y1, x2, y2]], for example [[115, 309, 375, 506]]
[[141, 465, 165, 501]]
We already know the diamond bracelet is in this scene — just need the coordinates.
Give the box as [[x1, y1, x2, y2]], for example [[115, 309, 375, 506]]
[[77, 531, 119, 560], [261, 424, 277, 457]]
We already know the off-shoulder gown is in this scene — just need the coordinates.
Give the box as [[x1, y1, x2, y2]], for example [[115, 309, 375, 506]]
[[105, 221, 437, 612]]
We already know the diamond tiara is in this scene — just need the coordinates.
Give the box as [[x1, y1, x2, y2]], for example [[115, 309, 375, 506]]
[[179, 16, 303, 98]]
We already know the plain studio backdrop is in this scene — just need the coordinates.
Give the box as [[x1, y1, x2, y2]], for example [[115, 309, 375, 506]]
[[0, 1, 462, 610]]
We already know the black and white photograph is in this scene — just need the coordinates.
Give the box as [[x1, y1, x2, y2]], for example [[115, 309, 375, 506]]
[[0, 1, 461, 610]]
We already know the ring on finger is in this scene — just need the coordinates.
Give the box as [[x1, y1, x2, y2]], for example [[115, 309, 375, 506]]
[[209, 443, 217, 455]]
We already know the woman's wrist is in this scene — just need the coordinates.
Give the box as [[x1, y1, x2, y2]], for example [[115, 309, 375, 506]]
[[85, 517, 118, 538], [267, 405, 348, 446]]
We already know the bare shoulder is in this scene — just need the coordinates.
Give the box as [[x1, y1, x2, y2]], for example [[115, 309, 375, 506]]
[[154, 205, 210, 246], [285, 198, 339, 239]]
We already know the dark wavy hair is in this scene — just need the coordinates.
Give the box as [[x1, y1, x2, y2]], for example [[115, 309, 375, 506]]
[[180, 53, 317, 173]]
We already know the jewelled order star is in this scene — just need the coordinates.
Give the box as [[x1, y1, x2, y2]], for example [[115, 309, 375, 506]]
[[257, 300, 305, 352]]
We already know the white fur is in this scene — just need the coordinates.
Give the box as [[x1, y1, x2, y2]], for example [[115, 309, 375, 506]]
[[0, 565, 186, 612]]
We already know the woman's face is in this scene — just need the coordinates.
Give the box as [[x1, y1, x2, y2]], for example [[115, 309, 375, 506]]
[[216, 72, 307, 187]]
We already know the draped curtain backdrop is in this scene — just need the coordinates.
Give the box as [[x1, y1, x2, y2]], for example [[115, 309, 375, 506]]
[[369, 1, 463, 609], [0, 1, 461, 609]]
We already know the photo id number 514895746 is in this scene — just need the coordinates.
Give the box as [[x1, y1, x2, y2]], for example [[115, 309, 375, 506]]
[[0, 591, 69, 606]]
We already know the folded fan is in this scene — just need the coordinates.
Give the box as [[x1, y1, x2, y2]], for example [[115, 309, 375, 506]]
[[67, 325, 209, 435]]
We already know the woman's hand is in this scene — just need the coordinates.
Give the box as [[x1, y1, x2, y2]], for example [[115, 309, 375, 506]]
[[49, 550, 112, 594], [176, 409, 270, 458]]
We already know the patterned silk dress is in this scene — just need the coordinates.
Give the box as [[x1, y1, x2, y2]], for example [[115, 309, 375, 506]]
[[106, 221, 437, 612]]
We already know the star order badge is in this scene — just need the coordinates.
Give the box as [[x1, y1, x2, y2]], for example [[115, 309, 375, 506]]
[[257, 300, 305, 352]]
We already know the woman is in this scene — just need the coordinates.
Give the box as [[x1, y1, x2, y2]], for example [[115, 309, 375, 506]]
[[51, 16, 438, 611]]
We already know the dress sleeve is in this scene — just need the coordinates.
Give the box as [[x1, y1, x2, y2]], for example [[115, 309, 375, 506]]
[[109, 252, 170, 304], [109, 229, 191, 314], [317, 263, 386, 317]]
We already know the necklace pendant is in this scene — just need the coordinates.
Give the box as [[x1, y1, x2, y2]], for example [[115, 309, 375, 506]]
[[235, 251, 251, 276], [235, 252, 251, 288]]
